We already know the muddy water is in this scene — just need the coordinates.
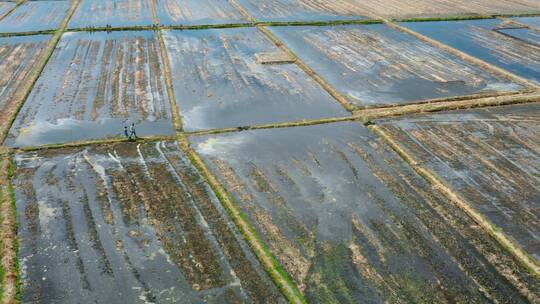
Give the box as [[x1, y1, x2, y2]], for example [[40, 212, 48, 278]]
[[68, 0, 154, 28], [156, 0, 248, 25], [234, 0, 366, 22], [0, 35, 50, 114], [0, 1, 69, 33], [14, 141, 284, 303], [403, 19, 540, 84], [377, 102, 540, 264], [6, 31, 174, 147], [191, 122, 534, 303], [269, 24, 523, 107], [162, 28, 347, 132]]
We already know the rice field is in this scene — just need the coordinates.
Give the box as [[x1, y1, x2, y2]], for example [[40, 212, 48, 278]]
[[1, 1, 540, 303], [13, 141, 284, 303], [68, 0, 154, 29], [191, 122, 539, 303], [269, 24, 523, 108], [233, 0, 367, 22], [402, 19, 540, 84], [0, 1, 70, 33], [5, 31, 174, 147], [162, 27, 348, 131], [376, 102, 540, 264], [155, 0, 249, 26]]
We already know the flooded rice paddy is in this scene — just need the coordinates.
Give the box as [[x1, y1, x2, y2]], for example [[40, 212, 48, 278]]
[[191, 122, 536, 303], [13, 141, 284, 303], [348, 0, 540, 19], [377, 102, 540, 264], [514, 16, 540, 28], [269, 24, 522, 108], [68, 0, 154, 29], [0, 1, 70, 33], [234, 0, 367, 22], [162, 28, 348, 131], [0, 34, 50, 121], [402, 19, 540, 84], [155, 0, 248, 26], [6, 31, 174, 147]]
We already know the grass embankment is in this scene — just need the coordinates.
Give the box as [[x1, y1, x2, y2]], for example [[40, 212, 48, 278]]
[[177, 137, 306, 304], [0, 0, 25, 22], [369, 125, 540, 278], [0, 151, 19, 304], [0, 0, 81, 145]]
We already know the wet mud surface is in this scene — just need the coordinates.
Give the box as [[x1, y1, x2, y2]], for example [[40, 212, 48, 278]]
[[0, 1, 69, 33], [0, 34, 50, 120], [191, 122, 538, 303], [13, 140, 285, 303], [162, 28, 348, 131], [234, 0, 366, 22], [69, 0, 154, 29], [403, 19, 540, 84], [514, 16, 540, 28], [270, 24, 522, 108], [350, 0, 540, 19], [6, 31, 174, 147], [156, 0, 248, 26], [377, 102, 540, 264]]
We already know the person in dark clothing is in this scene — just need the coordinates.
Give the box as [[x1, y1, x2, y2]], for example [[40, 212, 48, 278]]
[[130, 123, 137, 140], [124, 126, 129, 139]]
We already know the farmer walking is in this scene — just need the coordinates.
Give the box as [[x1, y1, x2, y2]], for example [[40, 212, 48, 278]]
[[130, 123, 137, 140], [124, 125, 129, 139]]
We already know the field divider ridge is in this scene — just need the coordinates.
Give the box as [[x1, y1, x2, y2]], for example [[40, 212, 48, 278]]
[[0, 151, 18, 304], [497, 16, 540, 33], [0, 0, 26, 22], [369, 124, 540, 278], [0, 0, 82, 145]]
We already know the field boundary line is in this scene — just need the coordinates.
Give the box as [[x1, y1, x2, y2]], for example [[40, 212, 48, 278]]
[[369, 125, 540, 278], [382, 19, 540, 90], [0, 0, 81, 145], [356, 92, 540, 122], [177, 136, 306, 304], [0, 0, 25, 22], [0, 153, 18, 304]]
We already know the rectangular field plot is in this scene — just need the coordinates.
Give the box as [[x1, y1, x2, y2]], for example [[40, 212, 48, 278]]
[[377, 103, 540, 264], [162, 28, 348, 131], [191, 122, 537, 303], [13, 141, 284, 303], [68, 0, 154, 29], [0, 2, 15, 19], [156, 0, 248, 26], [351, 0, 540, 19], [402, 19, 540, 84], [0, 35, 50, 132], [234, 0, 366, 22], [269, 24, 522, 108], [6, 31, 174, 147], [0, 1, 69, 33]]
